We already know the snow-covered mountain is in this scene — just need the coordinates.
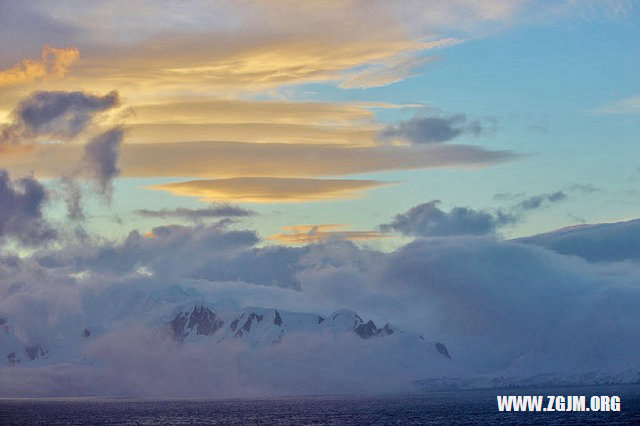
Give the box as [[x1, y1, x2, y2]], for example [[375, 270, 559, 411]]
[[168, 303, 450, 356], [2, 283, 637, 395], [0, 291, 452, 368]]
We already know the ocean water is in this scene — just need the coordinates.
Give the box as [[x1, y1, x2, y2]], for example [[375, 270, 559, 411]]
[[1, 385, 639, 425]]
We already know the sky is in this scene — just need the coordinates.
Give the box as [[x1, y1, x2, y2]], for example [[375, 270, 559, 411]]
[[1, 0, 640, 397], [0, 0, 638, 246]]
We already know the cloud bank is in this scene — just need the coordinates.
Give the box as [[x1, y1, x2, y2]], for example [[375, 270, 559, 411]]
[[1, 209, 639, 396]]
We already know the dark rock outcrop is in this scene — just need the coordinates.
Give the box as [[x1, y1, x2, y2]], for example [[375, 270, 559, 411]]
[[241, 313, 264, 333], [82, 328, 91, 338], [274, 310, 282, 326], [230, 318, 239, 331], [170, 304, 224, 341], [7, 352, 18, 366], [355, 320, 379, 339], [170, 312, 189, 341], [25, 344, 48, 361], [354, 320, 395, 339], [435, 342, 451, 359]]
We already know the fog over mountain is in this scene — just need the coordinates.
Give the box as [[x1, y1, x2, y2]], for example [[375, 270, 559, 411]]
[[1, 214, 639, 397]]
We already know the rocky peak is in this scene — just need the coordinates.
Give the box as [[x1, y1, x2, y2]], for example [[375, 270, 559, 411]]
[[170, 304, 225, 341], [354, 320, 395, 339], [7, 352, 19, 366], [241, 312, 264, 333], [435, 342, 451, 359], [25, 344, 48, 361]]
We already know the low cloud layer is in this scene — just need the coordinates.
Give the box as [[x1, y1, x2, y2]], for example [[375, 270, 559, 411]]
[[1, 215, 639, 396], [516, 218, 640, 263]]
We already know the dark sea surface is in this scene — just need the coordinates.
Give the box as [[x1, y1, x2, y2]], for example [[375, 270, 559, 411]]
[[1, 384, 639, 425]]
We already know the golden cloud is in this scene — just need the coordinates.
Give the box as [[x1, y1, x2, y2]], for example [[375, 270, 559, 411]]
[[116, 98, 404, 146], [0, 141, 518, 179], [129, 98, 376, 126], [148, 177, 390, 203], [269, 223, 388, 244], [26, 33, 459, 104], [126, 122, 377, 145], [0, 46, 80, 88]]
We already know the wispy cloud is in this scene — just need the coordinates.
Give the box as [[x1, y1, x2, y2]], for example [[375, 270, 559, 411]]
[[593, 94, 640, 114], [0, 46, 79, 88], [516, 191, 567, 211], [136, 204, 254, 221]]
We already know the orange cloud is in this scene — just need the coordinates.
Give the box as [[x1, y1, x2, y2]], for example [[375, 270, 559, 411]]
[[118, 98, 388, 146], [0, 141, 518, 179], [126, 122, 377, 145], [148, 177, 390, 203], [269, 224, 388, 244], [0, 46, 80, 88], [282, 224, 349, 233], [129, 98, 376, 126]]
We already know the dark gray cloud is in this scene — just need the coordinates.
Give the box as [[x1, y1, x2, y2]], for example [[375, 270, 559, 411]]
[[516, 190, 567, 211], [82, 127, 124, 197], [377, 114, 491, 145], [136, 204, 254, 221], [0, 169, 55, 245], [516, 218, 640, 263], [36, 223, 305, 289], [380, 200, 515, 237], [1, 90, 119, 144]]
